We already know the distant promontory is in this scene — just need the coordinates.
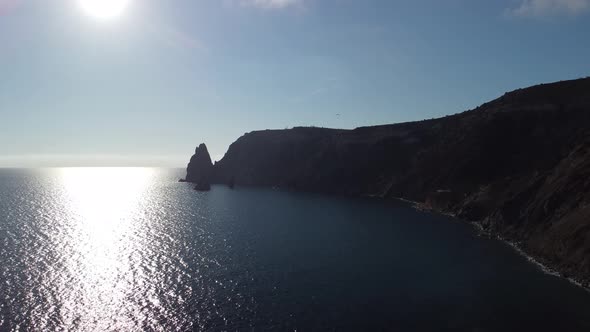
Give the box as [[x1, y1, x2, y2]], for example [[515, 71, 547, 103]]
[[184, 77, 590, 286], [183, 143, 213, 191]]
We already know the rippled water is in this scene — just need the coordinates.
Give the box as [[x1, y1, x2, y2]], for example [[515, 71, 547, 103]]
[[1, 168, 590, 331]]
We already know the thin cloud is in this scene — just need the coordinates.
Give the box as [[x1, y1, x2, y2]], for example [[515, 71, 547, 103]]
[[290, 76, 340, 104], [507, 0, 590, 17], [229, 0, 304, 10], [159, 25, 209, 52]]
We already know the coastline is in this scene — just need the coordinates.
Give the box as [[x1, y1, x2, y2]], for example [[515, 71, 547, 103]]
[[185, 78, 590, 294], [186, 181, 590, 292], [406, 198, 590, 292]]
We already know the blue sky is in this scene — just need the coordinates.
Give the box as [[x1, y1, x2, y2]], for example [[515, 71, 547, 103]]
[[0, 0, 589, 167]]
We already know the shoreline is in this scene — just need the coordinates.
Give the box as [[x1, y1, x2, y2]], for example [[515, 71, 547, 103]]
[[193, 184, 590, 292], [500, 238, 589, 292], [397, 197, 590, 292]]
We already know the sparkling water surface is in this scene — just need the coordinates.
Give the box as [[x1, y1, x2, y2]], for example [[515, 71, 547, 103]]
[[1, 168, 589, 331]]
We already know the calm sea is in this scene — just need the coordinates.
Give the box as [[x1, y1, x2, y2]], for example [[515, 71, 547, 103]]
[[0, 168, 589, 331]]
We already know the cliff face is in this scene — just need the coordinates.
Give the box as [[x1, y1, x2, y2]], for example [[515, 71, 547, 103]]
[[192, 77, 590, 284], [185, 143, 213, 190]]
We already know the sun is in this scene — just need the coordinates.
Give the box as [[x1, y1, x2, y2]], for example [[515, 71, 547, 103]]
[[79, 0, 130, 20]]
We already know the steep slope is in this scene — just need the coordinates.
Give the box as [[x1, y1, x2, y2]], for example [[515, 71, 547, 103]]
[[188, 77, 590, 284], [184, 143, 213, 190]]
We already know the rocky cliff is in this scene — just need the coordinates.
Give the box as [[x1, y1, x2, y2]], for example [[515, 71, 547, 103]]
[[184, 143, 213, 190], [187, 77, 590, 285]]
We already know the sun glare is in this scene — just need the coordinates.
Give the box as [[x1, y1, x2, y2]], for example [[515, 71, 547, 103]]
[[79, 0, 130, 20], [56, 168, 155, 329]]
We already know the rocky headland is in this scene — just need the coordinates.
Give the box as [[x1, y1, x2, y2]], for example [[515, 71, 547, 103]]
[[183, 143, 213, 191], [184, 77, 590, 286]]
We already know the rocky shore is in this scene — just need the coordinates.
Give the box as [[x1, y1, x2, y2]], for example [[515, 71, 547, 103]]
[[184, 77, 590, 285]]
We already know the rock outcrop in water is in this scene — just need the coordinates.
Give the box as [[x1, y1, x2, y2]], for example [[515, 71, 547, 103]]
[[185, 143, 213, 191], [188, 77, 590, 285]]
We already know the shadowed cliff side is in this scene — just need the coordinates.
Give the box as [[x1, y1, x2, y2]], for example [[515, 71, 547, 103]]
[[188, 77, 590, 284], [184, 143, 213, 190]]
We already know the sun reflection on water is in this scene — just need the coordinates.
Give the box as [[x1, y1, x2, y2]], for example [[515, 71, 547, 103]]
[[2, 168, 247, 331], [61, 167, 152, 247], [56, 168, 157, 330]]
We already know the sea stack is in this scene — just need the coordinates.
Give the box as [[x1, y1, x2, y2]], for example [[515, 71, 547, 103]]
[[185, 143, 213, 191]]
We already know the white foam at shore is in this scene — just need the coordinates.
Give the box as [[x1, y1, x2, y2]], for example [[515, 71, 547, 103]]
[[394, 197, 589, 291], [473, 223, 589, 291], [499, 235, 589, 291]]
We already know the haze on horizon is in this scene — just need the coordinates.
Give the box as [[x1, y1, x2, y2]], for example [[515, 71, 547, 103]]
[[1, 0, 589, 167]]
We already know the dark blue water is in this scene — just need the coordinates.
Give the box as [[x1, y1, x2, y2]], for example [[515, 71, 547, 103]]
[[0, 168, 589, 331]]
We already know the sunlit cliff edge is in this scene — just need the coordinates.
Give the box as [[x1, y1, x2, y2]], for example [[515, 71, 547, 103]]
[[185, 77, 590, 286]]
